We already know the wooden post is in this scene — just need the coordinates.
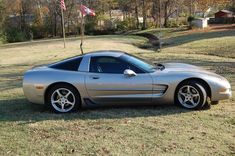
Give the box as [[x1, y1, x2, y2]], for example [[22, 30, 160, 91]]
[[158, 0, 161, 27], [80, 12, 84, 54], [158, 0, 162, 51], [61, 6, 66, 48]]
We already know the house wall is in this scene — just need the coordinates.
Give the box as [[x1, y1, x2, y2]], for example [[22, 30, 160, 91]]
[[215, 12, 233, 18], [209, 17, 235, 24], [191, 18, 208, 29]]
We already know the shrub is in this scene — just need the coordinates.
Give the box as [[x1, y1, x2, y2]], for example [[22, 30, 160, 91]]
[[4, 28, 27, 43], [85, 22, 96, 35], [103, 19, 116, 30], [84, 18, 116, 35], [167, 20, 179, 28], [187, 16, 195, 23], [84, 16, 98, 35], [187, 16, 196, 29], [0, 32, 6, 44], [116, 20, 129, 31], [31, 25, 47, 39], [116, 17, 136, 31], [147, 21, 157, 28], [166, 18, 187, 28], [90, 29, 115, 35]]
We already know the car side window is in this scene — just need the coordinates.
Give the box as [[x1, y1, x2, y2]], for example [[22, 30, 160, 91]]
[[89, 56, 145, 74], [49, 57, 83, 71]]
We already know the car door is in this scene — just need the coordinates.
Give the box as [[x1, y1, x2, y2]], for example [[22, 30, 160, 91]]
[[85, 56, 153, 105]]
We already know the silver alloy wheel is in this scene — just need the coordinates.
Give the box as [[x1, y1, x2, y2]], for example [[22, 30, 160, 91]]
[[177, 85, 200, 109], [51, 88, 76, 113]]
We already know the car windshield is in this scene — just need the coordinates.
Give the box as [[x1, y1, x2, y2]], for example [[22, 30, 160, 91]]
[[120, 54, 156, 73]]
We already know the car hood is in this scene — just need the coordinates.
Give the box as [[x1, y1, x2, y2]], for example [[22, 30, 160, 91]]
[[162, 63, 201, 70], [161, 63, 223, 78]]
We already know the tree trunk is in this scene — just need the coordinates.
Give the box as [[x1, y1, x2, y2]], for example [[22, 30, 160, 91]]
[[109, 10, 112, 20], [67, 20, 70, 34], [163, 1, 168, 27], [20, 1, 24, 31], [109, 2, 112, 20], [189, 0, 192, 16], [158, 0, 162, 28], [150, 0, 160, 27], [54, 12, 57, 36], [135, 0, 139, 29], [142, 0, 146, 30]]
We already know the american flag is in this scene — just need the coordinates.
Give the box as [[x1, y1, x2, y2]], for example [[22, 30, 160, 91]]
[[61, 0, 66, 10], [80, 5, 95, 16]]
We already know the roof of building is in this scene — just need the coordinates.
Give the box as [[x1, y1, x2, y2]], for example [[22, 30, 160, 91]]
[[216, 10, 233, 14]]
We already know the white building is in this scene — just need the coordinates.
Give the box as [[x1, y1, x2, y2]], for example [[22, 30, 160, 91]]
[[191, 18, 209, 29]]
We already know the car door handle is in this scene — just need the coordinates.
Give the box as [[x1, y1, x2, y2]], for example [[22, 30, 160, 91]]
[[90, 76, 100, 79]]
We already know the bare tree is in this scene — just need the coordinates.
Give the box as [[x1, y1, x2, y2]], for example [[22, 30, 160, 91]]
[[162, 0, 183, 27], [142, 0, 146, 29], [134, 0, 139, 29]]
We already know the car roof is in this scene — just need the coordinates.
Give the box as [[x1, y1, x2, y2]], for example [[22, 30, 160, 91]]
[[84, 50, 125, 57], [50, 50, 125, 65]]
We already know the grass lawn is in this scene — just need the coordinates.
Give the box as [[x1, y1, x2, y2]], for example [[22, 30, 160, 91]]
[[0, 29, 234, 155]]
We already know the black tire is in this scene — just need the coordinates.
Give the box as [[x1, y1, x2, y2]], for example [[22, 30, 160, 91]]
[[211, 101, 219, 105], [46, 84, 81, 113], [175, 81, 210, 110]]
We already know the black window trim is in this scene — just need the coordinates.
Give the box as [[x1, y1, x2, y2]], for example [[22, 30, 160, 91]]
[[48, 56, 83, 72]]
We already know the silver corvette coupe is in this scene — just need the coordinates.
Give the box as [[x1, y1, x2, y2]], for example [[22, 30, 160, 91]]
[[23, 51, 232, 113]]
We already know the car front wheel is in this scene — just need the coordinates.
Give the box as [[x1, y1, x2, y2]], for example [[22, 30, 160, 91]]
[[175, 81, 209, 110]]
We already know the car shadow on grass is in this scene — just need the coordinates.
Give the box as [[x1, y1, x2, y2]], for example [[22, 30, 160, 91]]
[[0, 98, 192, 123]]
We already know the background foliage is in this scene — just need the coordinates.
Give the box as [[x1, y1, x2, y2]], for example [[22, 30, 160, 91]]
[[0, 0, 234, 43]]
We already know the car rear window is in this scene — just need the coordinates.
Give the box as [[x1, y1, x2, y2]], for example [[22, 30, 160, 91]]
[[49, 57, 83, 71]]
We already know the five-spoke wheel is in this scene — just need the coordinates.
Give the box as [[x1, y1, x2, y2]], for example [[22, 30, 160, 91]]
[[175, 81, 209, 109], [47, 84, 80, 113]]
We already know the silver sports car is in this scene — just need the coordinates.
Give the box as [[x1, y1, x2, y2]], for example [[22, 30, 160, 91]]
[[23, 50, 232, 113]]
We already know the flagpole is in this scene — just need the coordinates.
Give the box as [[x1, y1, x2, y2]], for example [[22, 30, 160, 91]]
[[79, 2, 95, 54], [80, 2, 84, 54], [61, 5, 66, 48]]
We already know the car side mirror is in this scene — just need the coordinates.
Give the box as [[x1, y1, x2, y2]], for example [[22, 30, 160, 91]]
[[124, 69, 137, 77]]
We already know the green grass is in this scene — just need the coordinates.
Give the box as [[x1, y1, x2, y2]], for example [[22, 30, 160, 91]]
[[133, 27, 235, 58], [0, 30, 235, 155]]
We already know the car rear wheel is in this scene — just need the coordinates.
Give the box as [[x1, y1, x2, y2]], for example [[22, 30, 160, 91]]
[[47, 84, 80, 113], [175, 81, 210, 110]]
